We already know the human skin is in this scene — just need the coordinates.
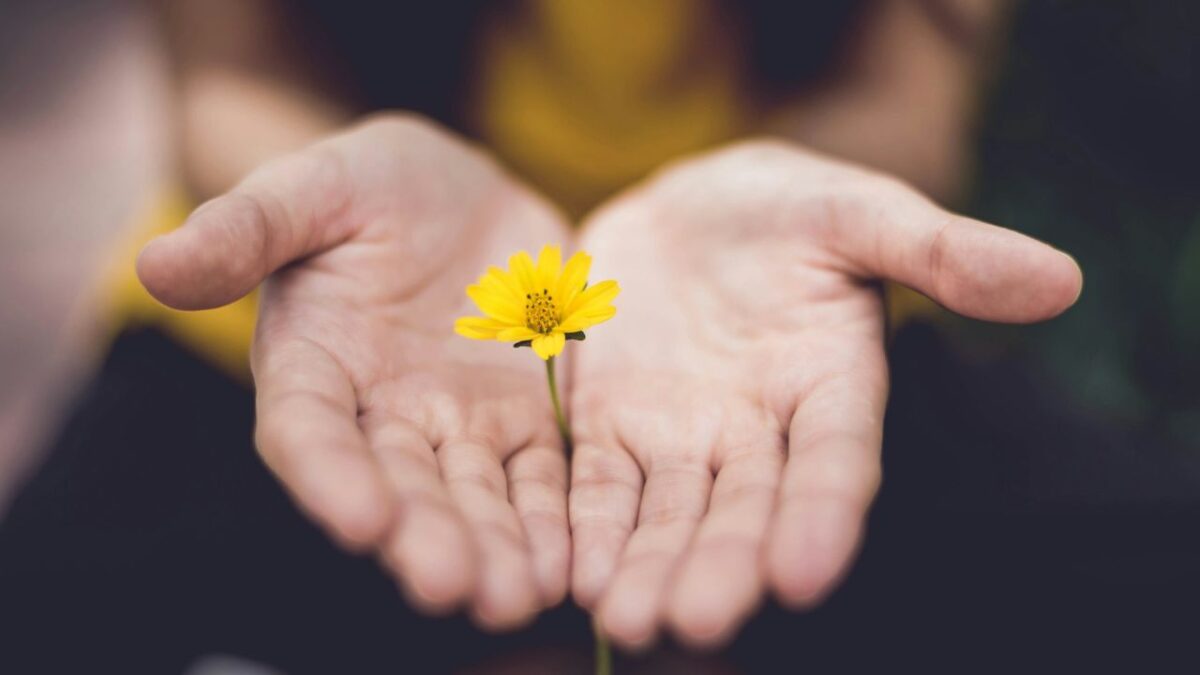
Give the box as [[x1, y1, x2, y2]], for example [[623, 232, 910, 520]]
[[140, 0, 1048, 650], [139, 116, 575, 630], [138, 115, 1082, 646], [567, 140, 1082, 649]]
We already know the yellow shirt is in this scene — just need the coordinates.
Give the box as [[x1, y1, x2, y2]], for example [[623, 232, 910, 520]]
[[104, 0, 933, 379]]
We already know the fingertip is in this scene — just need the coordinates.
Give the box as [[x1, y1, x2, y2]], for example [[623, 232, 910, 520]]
[[470, 600, 539, 633], [269, 437, 391, 554], [767, 562, 833, 610], [1050, 249, 1085, 314], [320, 467, 392, 553], [597, 596, 659, 653], [570, 551, 615, 611], [134, 235, 187, 309], [1020, 245, 1085, 322], [938, 222, 1086, 323], [471, 567, 541, 632], [595, 566, 670, 652], [766, 507, 860, 609], [666, 596, 737, 651], [400, 556, 474, 616], [531, 531, 570, 608], [466, 529, 543, 631], [136, 195, 269, 310], [569, 523, 627, 611], [387, 535, 473, 616], [386, 508, 477, 613], [666, 555, 757, 650], [668, 614, 739, 652]]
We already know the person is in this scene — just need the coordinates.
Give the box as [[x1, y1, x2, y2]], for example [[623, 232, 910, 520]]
[[137, 0, 1080, 645], [6, 1, 1195, 672]]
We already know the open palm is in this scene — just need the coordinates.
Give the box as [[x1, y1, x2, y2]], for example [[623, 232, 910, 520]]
[[138, 116, 572, 629], [138, 124, 1081, 644], [568, 141, 1082, 648]]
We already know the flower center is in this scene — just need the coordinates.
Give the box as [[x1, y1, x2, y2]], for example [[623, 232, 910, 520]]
[[525, 289, 558, 334]]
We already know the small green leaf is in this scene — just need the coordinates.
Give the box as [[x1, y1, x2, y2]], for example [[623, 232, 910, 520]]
[[565, 331, 586, 341], [513, 339, 533, 348]]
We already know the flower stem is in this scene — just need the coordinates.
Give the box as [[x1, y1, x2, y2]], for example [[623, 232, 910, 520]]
[[545, 356, 572, 454], [545, 357, 609, 674], [594, 616, 612, 675]]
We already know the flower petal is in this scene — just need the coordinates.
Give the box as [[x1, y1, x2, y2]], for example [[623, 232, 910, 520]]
[[531, 331, 566, 360], [467, 284, 525, 324], [497, 326, 540, 342], [556, 251, 592, 310], [565, 279, 620, 316], [558, 305, 616, 333], [480, 265, 524, 304], [509, 250, 538, 294], [454, 316, 510, 340], [535, 245, 562, 293]]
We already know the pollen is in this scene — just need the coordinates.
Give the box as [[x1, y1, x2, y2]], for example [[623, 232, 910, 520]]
[[526, 289, 558, 334]]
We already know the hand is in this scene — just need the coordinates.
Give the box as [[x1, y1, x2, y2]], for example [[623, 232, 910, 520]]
[[137, 115, 572, 629], [568, 140, 1082, 648]]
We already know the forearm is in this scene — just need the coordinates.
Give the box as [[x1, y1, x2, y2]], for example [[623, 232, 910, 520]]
[[157, 0, 354, 200], [765, 0, 1013, 203]]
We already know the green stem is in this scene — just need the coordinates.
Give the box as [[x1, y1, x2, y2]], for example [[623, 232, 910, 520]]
[[545, 356, 572, 454], [545, 357, 609, 674], [594, 617, 612, 675]]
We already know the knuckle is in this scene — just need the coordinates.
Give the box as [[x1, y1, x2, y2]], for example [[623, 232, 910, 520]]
[[298, 145, 352, 212], [791, 450, 882, 508], [571, 447, 641, 486], [638, 501, 705, 527], [724, 136, 800, 164], [509, 462, 566, 493], [926, 212, 957, 300], [356, 110, 450, 149]]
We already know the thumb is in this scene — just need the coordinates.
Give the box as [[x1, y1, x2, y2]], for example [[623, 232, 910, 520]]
[[137, 147, 353, 310], [829, 181, 1083, 323]]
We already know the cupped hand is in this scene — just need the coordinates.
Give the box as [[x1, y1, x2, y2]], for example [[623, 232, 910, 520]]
[[137, 115, 572, 629], [567, 140, 1082, 648]]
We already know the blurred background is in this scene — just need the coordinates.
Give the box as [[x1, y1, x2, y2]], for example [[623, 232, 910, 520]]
[[1, 0, 1198, 672], [0, 0, 168, 511]]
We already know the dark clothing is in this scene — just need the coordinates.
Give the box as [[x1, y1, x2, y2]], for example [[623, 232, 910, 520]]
[[1, 326, 1197, 673]]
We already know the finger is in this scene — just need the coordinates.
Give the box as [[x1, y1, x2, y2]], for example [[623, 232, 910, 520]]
[[137, 144, 355, 310], [597, 460, 712, 650], [766, 348, 887, 608], [252, 337, 390, 552], [666, 448, 783, 648], [828, 181, 1083, 323], [569, 441, 643, 610], [361, 417, 476, 614], [506, 442, 570, 607], [438, 438, 541, 631]]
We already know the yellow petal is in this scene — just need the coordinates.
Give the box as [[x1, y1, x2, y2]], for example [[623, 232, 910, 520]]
[[497, 326, 540, 342], [565, 279, 620, 316], [555, 251, 592, 310], [467, 284, 524, 324], [481, 265, 524, 304], [531, 331, 566, 360], [508, 250, 537, 294], [559, 305, 616, 333], [535, 245, 562, 292], [454, 316, 509, 340]]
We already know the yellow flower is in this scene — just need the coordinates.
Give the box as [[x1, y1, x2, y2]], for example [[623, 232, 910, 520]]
[[455, 245, 619, 359]]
